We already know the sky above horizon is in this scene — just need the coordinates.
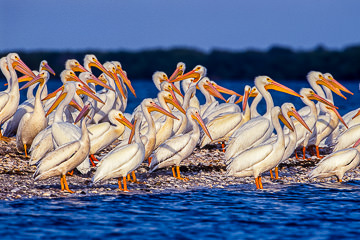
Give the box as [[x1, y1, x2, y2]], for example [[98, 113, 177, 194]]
[[1, 0, 360, 52]]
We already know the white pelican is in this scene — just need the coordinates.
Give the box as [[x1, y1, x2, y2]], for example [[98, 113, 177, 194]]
[[227, 106, 293, 189], [152, 91, 185, 149], [87, 109, 133, 164], [322, 72, 354, 146], [225, 76, 302, 161], [137, 98, 178, 162], [168, 62, 185, 102], [196, 77, 227, 115], [93, 112, 145, 192], [309, 138, 360, 182], [2, 67, 48, 138], [307, 104, 348, 158], [149, 107, 212, 180], [112, 61, 136, 98], [16, 70, 50, 157], [0, 53, 34, 142], [290, 88, 337, 159], [34, 111, 91, 193], [199, 85, 252, 150], [266, 103, 311, 179]]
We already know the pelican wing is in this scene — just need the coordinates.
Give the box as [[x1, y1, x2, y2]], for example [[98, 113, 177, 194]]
[[309, 149, 358, 178], [334, 124, 360, 151], [88, 122, 111, 139], [152, 134, 191, 163], [226, 117, 271, 160], [200, 112, 242, 147], [228, 144, 274, 173], [93, 143, 141, 182], [34, 141, 81, 177]]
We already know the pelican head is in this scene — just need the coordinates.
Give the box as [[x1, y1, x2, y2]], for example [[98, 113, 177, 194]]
[[323, 73, 353, 95], [112, 110, 133, 130], [158, 91, 186, 115], [65, 59, 88, 73], [103, 62, 126, 99], [188, 107, 212, 141], [256, 76, 302, 98], [20, 70, 50, 90], [199, 77, 227, 102], [307, 71, 346, 99], [142, 98, 178, 119], [300, 88, 337, 109], [39, 60, 56, 76], [160, 81, 184, 98], [112, 61, 136, 98], [170, 65, 206, 84], [83, 54, 109, 74], [152, 71, 169, 90], [169, 62, 186, 81], [281, 103, 311, 133], [7, 53, 35, 77], [79, 71, 114, 91]]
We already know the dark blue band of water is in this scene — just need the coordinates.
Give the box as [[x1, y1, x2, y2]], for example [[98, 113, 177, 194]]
[[1, 183, 360, 240]]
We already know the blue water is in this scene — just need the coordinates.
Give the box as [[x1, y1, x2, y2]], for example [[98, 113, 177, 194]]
[[2, 79, 360, 239], [2, 184, 360, 239]]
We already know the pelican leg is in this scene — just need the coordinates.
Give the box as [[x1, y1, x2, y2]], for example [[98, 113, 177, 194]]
[[295, 150, 299, 160], [60, 175, 65, 191], [275, 167, 279, 179], [337, 176, 342, 183], [302, 146, 307, 160], [67, 170, 74, 176], [117, 178, 123, 190], [172, 166, 176, 178], [255, 177, 259, 189], [221, 142, 226, 153], [24, 144, 28, 158], [89, 154, 98, 167], [315, 146, 323, 159], [258, 176, 263, 189], [122, 176, 129, 192], [148, 157, 152, 165], [62, 174, 74, 193], [0, 131, 11, 142], [175, 166, 188, 181], [128, 171, 141, 184], [270, 169, 274, 179]]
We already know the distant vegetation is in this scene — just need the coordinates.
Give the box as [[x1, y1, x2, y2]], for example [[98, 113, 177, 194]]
[[1, 45, 360, 80]]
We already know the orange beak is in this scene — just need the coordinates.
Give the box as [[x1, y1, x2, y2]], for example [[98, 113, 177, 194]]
[[191, 111, 212, 141], [265, 79, 302, 98]]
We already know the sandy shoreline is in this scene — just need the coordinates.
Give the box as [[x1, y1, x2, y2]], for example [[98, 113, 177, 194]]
[[1, 139, 359, 201]]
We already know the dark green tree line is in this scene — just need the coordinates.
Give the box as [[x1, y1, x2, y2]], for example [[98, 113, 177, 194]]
[[1, 45, 359, 80]]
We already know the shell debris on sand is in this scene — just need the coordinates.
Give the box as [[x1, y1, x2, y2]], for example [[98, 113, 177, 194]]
[[0, 138, 352, 201]]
